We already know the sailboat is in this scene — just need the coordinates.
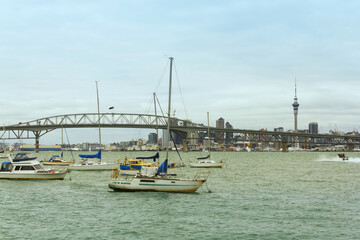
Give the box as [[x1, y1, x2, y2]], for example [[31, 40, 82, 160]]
[[42, 128, 75, 166], [109, 57, 209, 193], [67, 82, 118, 171], [190, 112, 225, 168]]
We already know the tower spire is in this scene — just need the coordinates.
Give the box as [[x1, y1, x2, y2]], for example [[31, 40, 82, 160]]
[[292, 79, 299, 132]]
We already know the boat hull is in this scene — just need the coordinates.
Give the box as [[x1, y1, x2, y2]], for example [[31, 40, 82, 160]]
[[42, 161, 73, 166], [189, 163, 224, 168], [67, 163, 119, 171], [109, 177, 205, 193], [0, 172, 67, 180]]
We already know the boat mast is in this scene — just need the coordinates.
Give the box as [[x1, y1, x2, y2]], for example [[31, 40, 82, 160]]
[[153, 92, 160, 165], [165, 57, 173, 166], [207, 112, 211, 159], [95, 81, 102, 162]]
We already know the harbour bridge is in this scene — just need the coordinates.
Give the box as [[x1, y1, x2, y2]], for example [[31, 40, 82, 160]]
[[1, 113, 360, 152]]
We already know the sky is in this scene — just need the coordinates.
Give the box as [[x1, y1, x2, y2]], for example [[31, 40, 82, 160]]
[[1, 0, 360, 145]]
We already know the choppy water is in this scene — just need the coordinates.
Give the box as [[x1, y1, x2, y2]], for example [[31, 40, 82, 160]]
[[1, 151, 360, 239]]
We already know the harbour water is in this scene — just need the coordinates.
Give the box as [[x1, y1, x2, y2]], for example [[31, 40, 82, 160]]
[[2, 151, 360, 239]]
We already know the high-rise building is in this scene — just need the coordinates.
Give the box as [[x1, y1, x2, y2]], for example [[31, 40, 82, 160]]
[[225, 121, 233, 145], [148, 133, 158, 145], [216, 117, 225, 144], [309, 122, 318, 134], [292, 81, 300, 132]]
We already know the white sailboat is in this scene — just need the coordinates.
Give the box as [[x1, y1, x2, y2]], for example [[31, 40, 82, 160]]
[[109, 57, 209, 193], [67, 81, 118, 171], [190, 112, 225, 168]]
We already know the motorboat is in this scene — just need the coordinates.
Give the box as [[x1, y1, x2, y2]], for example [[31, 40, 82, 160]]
[[338, 153, 349, 161], [119, 153, 159, 176], [190, 158, 224, 168], [0, 159, 67, 180], [67, 150, 119, 171]]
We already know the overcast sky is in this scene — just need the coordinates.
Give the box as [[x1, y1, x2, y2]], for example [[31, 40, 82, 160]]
[[1, 0, 360, 144]]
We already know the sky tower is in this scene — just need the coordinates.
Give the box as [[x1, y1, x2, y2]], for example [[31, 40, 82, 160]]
[[292, 81, 299, 132]]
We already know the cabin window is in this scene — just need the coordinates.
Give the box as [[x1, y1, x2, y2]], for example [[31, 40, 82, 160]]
[[21, 166, 35, 171], [15, 166, 21, 171], [33, 165, 42, 170], [140, 179, 155, 183]]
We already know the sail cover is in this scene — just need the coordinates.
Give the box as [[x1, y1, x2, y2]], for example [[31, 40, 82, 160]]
[[79, 149, 101, 159], [157, 159, 168, 174], [197, 155, 210, 160], [136, 152, 159, 161]]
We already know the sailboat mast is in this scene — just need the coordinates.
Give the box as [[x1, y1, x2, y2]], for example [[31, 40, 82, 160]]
[[165, 57, 173, 162], [207, 112, 211, 159], [153, 93, 160, 164], [95, 81, 102, 161]]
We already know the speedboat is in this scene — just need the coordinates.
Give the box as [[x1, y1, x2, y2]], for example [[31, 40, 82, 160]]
[[337, 153, 349, 161], [190, 159, 225, 168], [0, 159, 67, 180]]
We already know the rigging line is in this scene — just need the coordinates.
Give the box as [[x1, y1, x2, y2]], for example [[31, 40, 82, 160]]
[[63, 127, 74, 160], [153, 59, 170, 94], [155, 94, 166, 118], [173, 61, 189, 120]]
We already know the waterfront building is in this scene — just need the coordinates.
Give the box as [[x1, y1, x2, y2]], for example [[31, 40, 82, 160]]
[[292, 81, 300, 132], [309, 122, 318, 134], [216, 117, 225, 144]]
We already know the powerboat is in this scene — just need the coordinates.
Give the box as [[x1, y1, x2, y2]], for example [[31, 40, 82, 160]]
[[190, 158, 224, 168], [0, 159, 67, 180]]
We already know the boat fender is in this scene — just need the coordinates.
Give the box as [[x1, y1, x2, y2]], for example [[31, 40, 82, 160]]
[[112, 169, 118, 179]]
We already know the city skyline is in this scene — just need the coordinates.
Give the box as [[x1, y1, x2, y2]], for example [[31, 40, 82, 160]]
[[1, 1, 360, 144]]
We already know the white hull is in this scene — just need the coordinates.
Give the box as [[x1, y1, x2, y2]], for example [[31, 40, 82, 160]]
[[0, 153, 10, 159], [67, 162, 118, 171], [109, 177, 205, 193], [0, 172, 67, 180], [119, 168, 177, 176], [189, 163, 224, 168], [43, 161, 73, 166]]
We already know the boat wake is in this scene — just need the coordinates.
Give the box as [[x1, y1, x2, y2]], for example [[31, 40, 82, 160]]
[[317, 156, 360, 163]]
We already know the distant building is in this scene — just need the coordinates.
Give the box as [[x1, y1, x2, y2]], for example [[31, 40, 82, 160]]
[[274, 127, 284, 132], [309, 122, 318, 134], [148, 133, 158, 145], [216, 117, 225, 144], [225, 121, 233, 145]]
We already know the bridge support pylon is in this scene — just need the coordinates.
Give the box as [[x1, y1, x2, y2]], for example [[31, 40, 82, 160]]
[[282, 142, 288, 152], [34, 131, 40, 153], [348, 144, 354, 152]]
